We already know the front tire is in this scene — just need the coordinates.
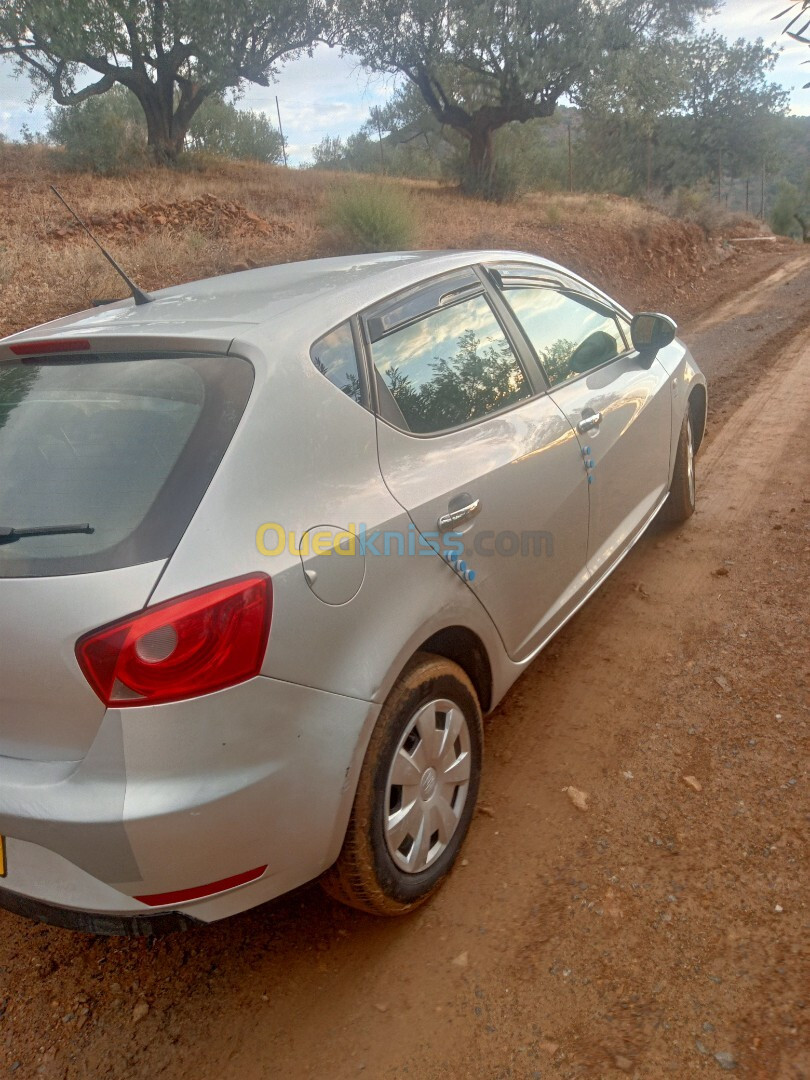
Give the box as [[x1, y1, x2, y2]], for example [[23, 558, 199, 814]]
[[322, 652, 483, 916], [661, 413, 696, 524]]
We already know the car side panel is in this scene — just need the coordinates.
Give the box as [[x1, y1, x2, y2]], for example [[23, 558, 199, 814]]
[[548, 353, 672, 575], [374, 401, 591, 664]]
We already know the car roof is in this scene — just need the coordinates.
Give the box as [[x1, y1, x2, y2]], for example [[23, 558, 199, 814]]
[[0, 250, 566, 353]]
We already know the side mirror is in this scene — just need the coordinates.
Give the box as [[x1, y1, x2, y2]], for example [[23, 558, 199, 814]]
[[630, 313, 678, 359]]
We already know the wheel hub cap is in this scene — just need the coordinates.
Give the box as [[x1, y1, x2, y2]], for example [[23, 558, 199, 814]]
[[384, 698, 472, 874]]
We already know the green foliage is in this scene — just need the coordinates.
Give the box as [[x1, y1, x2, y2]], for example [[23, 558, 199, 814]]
[[310, 89, 450, 179], [47, 88, 284, 171], [187, 99, 284, 164], [340, 0, 718, 198], [0, 0, 326, 163], [494, 118, 571, 192], [310, 131, 390, 174], [313, 87, 574, 197], [775, 117, 810, 188], [361, 91, 455, 179], [324, 183, 418, 252], [576, 33, 788, 197], [771, 178, 810, 241], [772, 182, 802, 236], [653, 183, 745, 233], [674, 33, 788, 177], [47, 88, 147, 174], [311, 135, 350, 170]]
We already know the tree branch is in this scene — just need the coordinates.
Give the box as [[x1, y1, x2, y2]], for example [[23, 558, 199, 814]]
[[10, 49, 115, 104]]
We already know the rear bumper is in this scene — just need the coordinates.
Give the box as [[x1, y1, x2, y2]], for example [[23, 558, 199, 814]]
[[0, 676, 379, 930], [0, 886, 201, 937]]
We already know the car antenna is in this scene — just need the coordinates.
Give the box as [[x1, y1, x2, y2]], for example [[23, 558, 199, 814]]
[[49, 185, 153, 306]]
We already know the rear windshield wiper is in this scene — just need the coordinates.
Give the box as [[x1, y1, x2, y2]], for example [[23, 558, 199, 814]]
[[0, 523, 94, 544]]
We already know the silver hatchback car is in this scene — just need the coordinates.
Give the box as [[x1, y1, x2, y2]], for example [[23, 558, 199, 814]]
[[0, 250, 706, 934]]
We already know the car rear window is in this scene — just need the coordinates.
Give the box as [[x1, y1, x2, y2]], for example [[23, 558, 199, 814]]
[[0, 353, 253, 577]]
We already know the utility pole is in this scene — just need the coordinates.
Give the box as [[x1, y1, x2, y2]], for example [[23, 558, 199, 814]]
[[567, 121, 573, 193], [745, 177, 750, 215], [760, 159, 766, 220], [276, 96, 288, 167], [376, 114, 386, 173]]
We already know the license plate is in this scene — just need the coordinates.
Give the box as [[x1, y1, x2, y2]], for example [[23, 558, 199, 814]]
[[0, 836, 6, 877]]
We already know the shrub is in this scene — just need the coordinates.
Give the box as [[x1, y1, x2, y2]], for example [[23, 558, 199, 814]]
[[311, 135, 350, 171], [771, 178, 809, 241], [48, 88, 284, 172], [324, 183, 418, 252], [47, 89, 147, 175], [650, 184, 762, 236], [186, 98, 284, 164], [545, 201, 562, 225]]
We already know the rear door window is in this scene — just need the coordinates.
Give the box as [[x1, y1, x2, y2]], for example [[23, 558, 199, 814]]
[[0, 353, 253, 577], [367, 291, 532, 434]]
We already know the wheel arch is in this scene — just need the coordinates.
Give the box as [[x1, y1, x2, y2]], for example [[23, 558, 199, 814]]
[[418, 625, 494, 714], [688, 383, 707, 452]]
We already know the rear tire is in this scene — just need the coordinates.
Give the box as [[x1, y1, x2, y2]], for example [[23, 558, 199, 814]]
[[321, 652, 483, 916], [661, 413, 696, 525]]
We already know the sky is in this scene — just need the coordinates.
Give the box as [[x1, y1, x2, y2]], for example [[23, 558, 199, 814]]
[[0, 0, 807, 165]]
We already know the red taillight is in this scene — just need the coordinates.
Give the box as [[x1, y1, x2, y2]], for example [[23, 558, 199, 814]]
[[10, 338, 91, 356], [76, 575, 272, 708]]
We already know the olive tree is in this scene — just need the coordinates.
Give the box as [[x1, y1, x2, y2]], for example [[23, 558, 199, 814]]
[[0, 0, 328, 163], [339, 0, 719, 197]]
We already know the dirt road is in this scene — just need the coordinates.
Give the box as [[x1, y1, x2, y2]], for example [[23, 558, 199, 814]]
[[1, 250, 808, 1080]]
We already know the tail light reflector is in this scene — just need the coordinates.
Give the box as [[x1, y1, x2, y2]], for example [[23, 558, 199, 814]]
[[134, 865, 268, 907], [76, 574, 271, 708]]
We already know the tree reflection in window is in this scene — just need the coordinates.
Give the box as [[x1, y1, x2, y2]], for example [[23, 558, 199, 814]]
[[538, 339, 578, 387], [0, 365, 39, 435], [503, 287, 623, 387], [371, 295, 530, 434]]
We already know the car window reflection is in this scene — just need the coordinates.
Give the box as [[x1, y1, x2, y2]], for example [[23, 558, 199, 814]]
[[370, 295, 530, 434], [505, 287, 624, 386]]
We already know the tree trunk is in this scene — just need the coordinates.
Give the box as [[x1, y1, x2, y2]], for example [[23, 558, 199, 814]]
[[136, 89, 181, 164], [143, 110, 183, 164], [133, 77, 207, 165], [464, 125, 497, 198]]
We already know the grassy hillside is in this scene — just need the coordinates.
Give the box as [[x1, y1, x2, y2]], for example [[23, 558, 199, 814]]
[[0, 143, 769, 340]]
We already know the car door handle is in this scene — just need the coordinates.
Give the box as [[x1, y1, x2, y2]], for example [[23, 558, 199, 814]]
[[438, 499, 481, 531], [576, 411, 603, 434]]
